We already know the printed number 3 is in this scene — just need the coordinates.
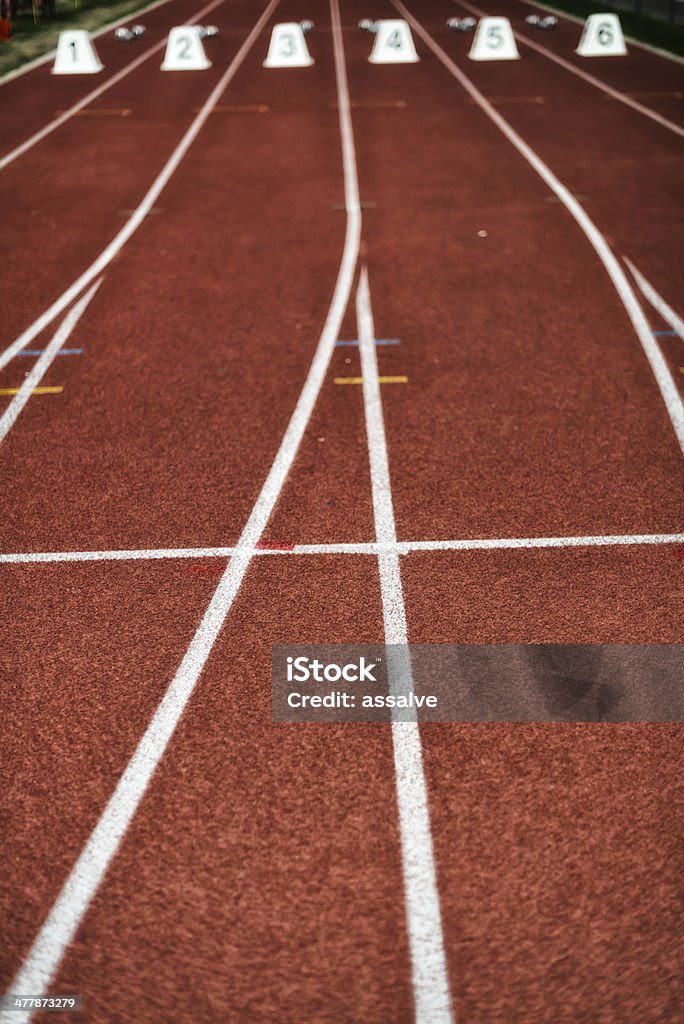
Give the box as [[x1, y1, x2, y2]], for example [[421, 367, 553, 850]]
[[279, 33, 296, 56]]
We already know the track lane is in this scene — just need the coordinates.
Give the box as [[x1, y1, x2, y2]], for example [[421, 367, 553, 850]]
[[0, 0, 276, 347], [0, 0, 214, 158]]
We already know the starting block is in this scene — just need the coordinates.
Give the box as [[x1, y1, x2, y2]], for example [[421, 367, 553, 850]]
[[576, 14, 627, 56], [161, 26, 211, 70], [52, 31, 103, 74], [263, 23, 314, 67], [469, 17, 520, 61], [369, 19, 419, 64]]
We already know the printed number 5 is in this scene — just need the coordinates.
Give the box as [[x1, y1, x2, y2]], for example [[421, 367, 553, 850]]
[[486, 26, 503, 48], [279, 32, 296, 56], [597, 22, 614, 45]]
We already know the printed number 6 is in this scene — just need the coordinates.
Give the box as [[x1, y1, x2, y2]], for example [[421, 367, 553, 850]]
[[597, 22, 613, 45], [487, 26, 503, 48]]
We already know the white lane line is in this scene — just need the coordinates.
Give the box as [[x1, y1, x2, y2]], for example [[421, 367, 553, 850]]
[[0, 0, 227, 172], [0, 0, 178, 86], [624, 258, 684, 339], [393, 0, 684, 455], [0, 280, 103, 446], [356, 268, 453, 1024], [0, 0, 278, 374], [1, 533, 683, 564], [0, 0, 361, 1015], [453, 0, 684, 139]]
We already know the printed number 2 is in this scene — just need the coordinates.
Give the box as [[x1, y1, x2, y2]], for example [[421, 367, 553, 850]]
[[387, 30, 403, 49], [176, 35, 192, 59], [486, 26, 503, 48], [279, 32, 296, 56], [597, 21, 614, 45]]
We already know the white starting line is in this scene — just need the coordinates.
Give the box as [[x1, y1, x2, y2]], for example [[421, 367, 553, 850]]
[[1, 533, 682, 565]]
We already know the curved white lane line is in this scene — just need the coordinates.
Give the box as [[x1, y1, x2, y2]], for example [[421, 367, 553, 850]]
[[0, 0, 276, 373], [624, 258, 684, 338], [393, 0, 684, 454], [0, 0, 227, 172], [453, 0, 684, 138], [0, 1, 362, 1017]]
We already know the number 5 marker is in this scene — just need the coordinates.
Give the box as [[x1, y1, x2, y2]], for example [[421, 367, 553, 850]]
[[468, 17, 520, 61]]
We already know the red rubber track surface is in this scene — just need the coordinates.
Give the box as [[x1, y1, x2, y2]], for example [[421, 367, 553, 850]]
[[1, 0, 682, 1022]]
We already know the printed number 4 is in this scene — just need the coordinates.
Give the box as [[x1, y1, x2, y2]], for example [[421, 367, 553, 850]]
[[387, 30, 403, 49]]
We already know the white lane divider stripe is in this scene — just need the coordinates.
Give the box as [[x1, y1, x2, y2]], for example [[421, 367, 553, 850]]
[[0, 279, 103, 447], [393, 0, 684, 455], [0, 0, 228, 172], [1, 533, 683, 564], [454, 0, 684, 139], [624, 258, 684, 340], [356, 267, 454, 1024], [0, 0, 279, 375], [0, 0, 362, 1016]]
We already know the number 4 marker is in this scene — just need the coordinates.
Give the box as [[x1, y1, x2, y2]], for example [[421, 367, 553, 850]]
[[369, 20, 419, 64]]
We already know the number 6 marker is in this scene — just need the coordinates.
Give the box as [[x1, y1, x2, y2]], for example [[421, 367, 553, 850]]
[[576, 13, 627, 57]]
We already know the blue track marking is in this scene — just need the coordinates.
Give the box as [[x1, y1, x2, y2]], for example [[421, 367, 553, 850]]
[[336, 339, 401, 347], [18, 349, 84, 356], [652, 331, 681, 338]]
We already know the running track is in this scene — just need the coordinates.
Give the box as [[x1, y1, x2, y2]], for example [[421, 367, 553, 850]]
[[1, 0, 682, 1020]]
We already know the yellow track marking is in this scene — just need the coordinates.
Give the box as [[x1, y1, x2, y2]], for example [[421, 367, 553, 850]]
[[334, 376, 408, 385], [467, 95, 544, 105], [196, 104, 270, 113], [612, 91, 682, 100], [56, 108, 131, 117], [0, 386, 63, 395], [329, 100, 407, 109]]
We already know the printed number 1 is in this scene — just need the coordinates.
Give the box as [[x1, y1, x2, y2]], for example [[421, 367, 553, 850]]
[[69, 40, 77, 60]]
